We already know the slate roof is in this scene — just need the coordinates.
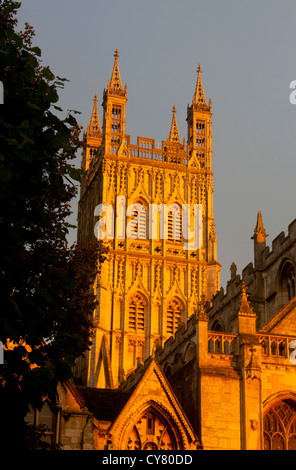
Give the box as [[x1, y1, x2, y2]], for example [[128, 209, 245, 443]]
[[75, 386, 132, 422]]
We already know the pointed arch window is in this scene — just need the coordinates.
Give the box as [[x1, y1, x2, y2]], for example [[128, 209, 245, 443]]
[[89, 148, 96, 160], [279, 262, 295, 302], [127, 199, 147, 240], [129, 293, 145, 331], [166, 298, 183, 335], [25, 399, 59, 447], [167, 203, 181, 241], [110, 104, 122, 146], [125, 407, 178, 450], [196, 120, 205, 148], [211, 320, 223, 332], [287, 269, 295, 301], [196, 121, 205, 132], [112, 107, 121, 119], [264, 400, 296, 450]]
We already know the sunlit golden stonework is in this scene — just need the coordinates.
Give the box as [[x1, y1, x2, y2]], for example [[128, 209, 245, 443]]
[[30, 51, 296, 450], [76, 49, 220, 389]]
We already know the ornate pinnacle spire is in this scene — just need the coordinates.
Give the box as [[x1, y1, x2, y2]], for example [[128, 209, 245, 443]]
[[239, 282, 255, 316], [252, 211, 268, 243], [109, 47, 123, 91], [197, 294, 208, 321], [245, 346, 261, 380], [193, 63, 206, 106], [87, 92, 101, 135], [168, 104, 181, 143]]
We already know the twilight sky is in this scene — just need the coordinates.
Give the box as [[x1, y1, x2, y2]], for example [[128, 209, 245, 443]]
[[17, 0, 296, 288]]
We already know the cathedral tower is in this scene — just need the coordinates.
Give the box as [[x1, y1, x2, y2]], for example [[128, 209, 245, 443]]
[[76, 51, 220, 388]]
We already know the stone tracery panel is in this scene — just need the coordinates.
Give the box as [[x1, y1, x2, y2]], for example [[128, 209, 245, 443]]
[[125, 408, 177, 450], [264, 399, 296, 450]]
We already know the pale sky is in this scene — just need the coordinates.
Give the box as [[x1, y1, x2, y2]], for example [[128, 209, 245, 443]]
[[17, 0, 296, 288]]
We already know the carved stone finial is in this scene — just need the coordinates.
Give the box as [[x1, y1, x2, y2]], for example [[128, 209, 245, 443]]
[[239, 282, 254, 316], [194, 63, 206, 106], [87, 91, 101, 137], [109, 48, 123, 92], [168, 104, 181, 143], [245, 346, 261, 380], [252, 210, 268, 243], [197, 294, 208, 321], [230, 262, 237, 280]]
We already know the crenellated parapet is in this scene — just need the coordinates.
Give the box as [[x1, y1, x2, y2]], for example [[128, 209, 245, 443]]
[[155, 313, 197, 369], [262, 218, 296, 264], [207, 215, 296, 332]]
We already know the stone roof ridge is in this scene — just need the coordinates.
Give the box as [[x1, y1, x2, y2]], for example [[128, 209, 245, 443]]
[[118, 356, 153, 392], [110, 357, 200, 449], [258, 296, 296, 334], [64, 380, 87, 410]]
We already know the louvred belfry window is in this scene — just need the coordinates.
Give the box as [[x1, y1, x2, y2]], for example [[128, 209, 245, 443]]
[[196, 120, 205, 148], [167, 204, 181, 241], [128, 199, 147, 240], [166, 298, 183, 335], [111, 106, 121, 144], [129, 294, 145, 331]]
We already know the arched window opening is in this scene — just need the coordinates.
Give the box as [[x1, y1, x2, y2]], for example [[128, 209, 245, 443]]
[[279, 262, 296, 303], [112, 107, 121, 119], [184, 344, 196, 363], [164, 364, 172, 380], [264, 399, 296, 450], [146, 412, 155, 435], [89, 148, 96, 160], [125, 407, 178, 450], [25, 399, 58, 448], [167, 204, 181, 241], [211, 320, 223, 332], [166, 298, 183, 336], [129, 294, 145, 331], [127, 199, 147, 240]]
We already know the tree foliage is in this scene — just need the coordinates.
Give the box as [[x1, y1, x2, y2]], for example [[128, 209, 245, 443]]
[[0, 1, 107, 448]]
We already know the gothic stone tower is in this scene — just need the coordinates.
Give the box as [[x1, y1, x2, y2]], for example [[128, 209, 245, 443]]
[[77, 50, 220, 388]]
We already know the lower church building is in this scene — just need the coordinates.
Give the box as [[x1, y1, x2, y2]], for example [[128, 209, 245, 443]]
[[32, 52, 296, 450], [36, 214, 296, 450]]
